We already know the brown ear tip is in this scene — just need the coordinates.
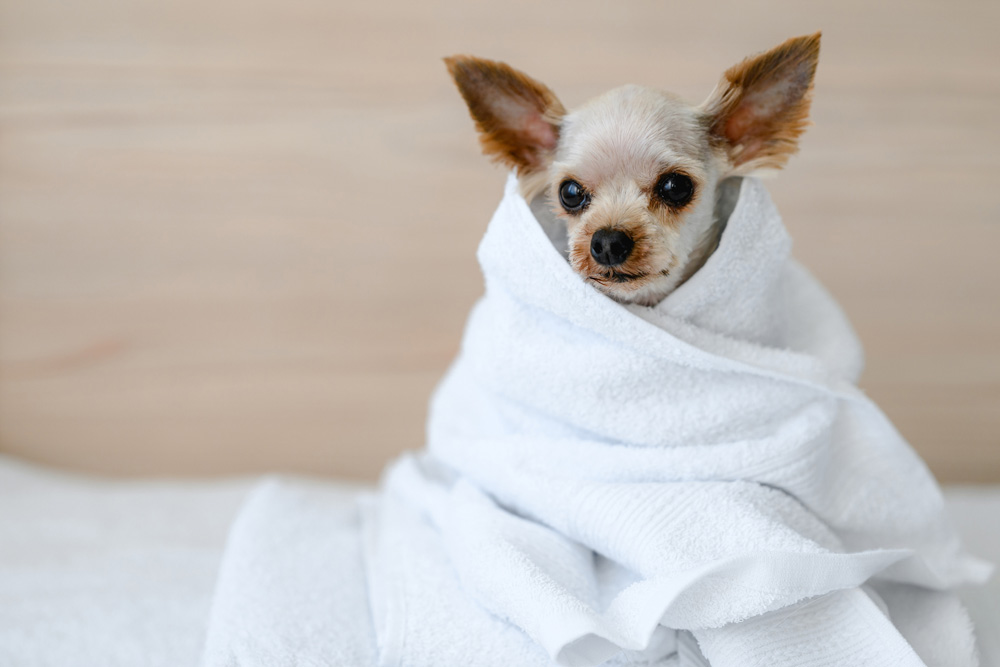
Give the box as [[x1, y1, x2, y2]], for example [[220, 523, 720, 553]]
[[790, 31, 822, 56], [443, 55, 468, 74], [444, 55, 502, 84]]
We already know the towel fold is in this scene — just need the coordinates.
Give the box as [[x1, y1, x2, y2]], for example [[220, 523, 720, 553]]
[[201, 480, 376, 667], [362, 174, 991, 667]]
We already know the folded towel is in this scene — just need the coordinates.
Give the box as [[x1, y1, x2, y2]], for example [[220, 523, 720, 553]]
[[203, 476, 709, 667], [362, 174, 991, 667], [201, 480, 376, 667]]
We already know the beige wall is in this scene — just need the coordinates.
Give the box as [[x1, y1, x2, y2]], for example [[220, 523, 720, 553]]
[[1, 0, 998, 482]]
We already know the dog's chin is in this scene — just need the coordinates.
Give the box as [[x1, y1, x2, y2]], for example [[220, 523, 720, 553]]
[[569, 242, 681, 306], [586, 269, 677, 306]]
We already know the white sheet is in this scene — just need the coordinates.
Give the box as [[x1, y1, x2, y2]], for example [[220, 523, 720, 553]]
[[0, 456, 251, 667]]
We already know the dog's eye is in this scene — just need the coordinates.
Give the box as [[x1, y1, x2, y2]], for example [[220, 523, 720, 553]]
[[655, 173, 694, 208], [558, 180, 589, 213]]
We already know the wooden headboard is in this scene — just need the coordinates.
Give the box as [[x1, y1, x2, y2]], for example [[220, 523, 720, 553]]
[[2, 0, 997, 482]]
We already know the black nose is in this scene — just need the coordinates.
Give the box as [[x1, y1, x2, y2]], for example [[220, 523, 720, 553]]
[[590, 228, 634, 267]]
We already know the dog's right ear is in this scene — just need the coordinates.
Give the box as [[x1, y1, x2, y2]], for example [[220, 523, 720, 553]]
[[444, 55, 565, 174]]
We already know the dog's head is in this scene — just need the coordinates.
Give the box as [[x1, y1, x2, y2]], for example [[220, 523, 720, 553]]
[[446, 33, 820, 305]]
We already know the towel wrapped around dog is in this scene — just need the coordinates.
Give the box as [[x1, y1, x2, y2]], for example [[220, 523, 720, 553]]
[[362, 174, 991, 667]]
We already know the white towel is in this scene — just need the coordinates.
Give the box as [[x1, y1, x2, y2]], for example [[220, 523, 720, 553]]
[[201, 479, 377, 667], [363, 174, 992, 667]]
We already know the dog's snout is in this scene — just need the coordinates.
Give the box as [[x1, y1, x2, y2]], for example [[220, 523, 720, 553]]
[[590, 228, 634, 267]]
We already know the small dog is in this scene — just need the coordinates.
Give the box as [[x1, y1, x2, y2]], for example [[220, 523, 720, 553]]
[[446, 33, 820, 306]]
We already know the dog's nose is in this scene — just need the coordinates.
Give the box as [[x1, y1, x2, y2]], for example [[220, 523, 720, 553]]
[[590, 228, 634, 267]]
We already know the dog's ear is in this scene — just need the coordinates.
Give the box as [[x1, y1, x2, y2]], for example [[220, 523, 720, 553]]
[[444, 55, 565, 174], [701, 32, 821, 174]]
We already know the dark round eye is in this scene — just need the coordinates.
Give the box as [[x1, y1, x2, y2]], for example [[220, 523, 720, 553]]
[[655, 172, 694, 207], [558, 179, 589, 212]]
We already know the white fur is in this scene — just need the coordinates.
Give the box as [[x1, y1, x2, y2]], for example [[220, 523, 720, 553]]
[[523, 86, 732, 306]]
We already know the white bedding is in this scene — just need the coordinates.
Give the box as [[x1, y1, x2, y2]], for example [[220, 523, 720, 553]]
[[0, 456, 996, 666], [0, 457, 252, 667]]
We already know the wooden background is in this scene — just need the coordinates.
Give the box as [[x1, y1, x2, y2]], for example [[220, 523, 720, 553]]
[[1, 0, 998, 482]]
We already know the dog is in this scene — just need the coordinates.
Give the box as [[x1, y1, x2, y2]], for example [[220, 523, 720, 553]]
[[445, 33, 820, 306]]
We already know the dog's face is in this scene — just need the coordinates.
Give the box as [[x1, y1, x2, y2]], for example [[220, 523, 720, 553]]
[[446, 33, 820, 306], [547, 86, 722, 304]]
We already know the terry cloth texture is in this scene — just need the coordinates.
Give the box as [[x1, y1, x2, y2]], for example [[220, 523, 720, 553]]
[[2, 457, 997, 667], [359, 174, 991, 667]]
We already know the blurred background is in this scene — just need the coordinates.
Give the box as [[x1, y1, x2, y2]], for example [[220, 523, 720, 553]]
[[1, 0, 997, 482]]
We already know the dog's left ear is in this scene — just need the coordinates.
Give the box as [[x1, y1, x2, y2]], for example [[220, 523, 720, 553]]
[[445, 55, 565, 174], [701, 32, 821, 174]]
